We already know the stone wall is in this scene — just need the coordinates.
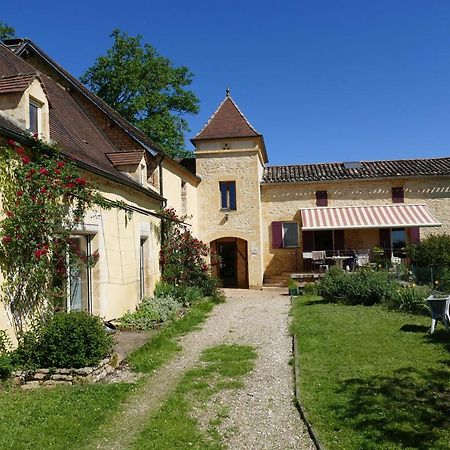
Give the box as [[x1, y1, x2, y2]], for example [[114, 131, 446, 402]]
[[195, 139, 265, 288], [261, 176, 450, 277], [12, 353, 119, 389]]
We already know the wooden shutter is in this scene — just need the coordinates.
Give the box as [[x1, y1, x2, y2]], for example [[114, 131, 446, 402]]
[[392, 187, 404, 203], [316, 191, 328, 207], [271, 222, 283, 249], [410, 227, 420, 245], [302, 231, 314, 252]]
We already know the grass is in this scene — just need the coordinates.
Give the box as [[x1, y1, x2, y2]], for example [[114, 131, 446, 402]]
[[292, 295, 450, 450], [132, 344, 257, 449], [0, 382, 135, 450], [127, 298, 218, 372]]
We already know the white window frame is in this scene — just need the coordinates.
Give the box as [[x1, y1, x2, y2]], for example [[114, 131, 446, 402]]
[[28, 97, 42, 135], [282, 222, 299, 248]]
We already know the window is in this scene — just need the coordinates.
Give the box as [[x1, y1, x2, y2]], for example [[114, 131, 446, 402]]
[[392, 187, 404, 203], [315, 190, 328, 207], [181, 180, 187, 215], [29, 99, 40, 134], [282, 222, 299, 248], [391, 228, 406, 257], [68, 236, 92, 313], [219, 181, 236, 210]]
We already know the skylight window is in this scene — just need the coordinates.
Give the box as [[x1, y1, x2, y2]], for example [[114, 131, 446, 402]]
[[343, 161, 362, 169]]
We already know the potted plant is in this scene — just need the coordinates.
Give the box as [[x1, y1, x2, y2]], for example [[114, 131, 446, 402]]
[[288, 278, 299, 297]]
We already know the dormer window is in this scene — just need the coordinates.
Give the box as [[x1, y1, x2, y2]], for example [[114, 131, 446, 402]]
[[29, 98, 41, 134]]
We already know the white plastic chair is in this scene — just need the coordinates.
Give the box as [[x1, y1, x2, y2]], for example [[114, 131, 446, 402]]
[[426, 295, 450, 334]]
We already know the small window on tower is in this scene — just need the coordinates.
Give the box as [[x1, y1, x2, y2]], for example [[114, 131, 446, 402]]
[[219, 181, 236, 210], [392, 187, 404, 203]]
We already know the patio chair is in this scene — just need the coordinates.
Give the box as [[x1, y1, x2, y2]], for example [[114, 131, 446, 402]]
[[312, 250, 328, 273], [355, 250, 370, 268], [426, 295, 450, 334]]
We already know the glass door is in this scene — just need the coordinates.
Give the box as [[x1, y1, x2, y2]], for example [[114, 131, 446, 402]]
[[68, 236, 92, 313]]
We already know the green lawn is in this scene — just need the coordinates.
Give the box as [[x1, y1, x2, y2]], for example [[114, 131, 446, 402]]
[[132, 344, 257, 449], [127, 299, 217, 372], [292, 296, 450, 450], [0, 297, 220, 449], [0, 383, 135, 450]]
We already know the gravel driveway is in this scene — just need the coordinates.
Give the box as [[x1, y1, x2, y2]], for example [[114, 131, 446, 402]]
[[90, 288, 314, 450]]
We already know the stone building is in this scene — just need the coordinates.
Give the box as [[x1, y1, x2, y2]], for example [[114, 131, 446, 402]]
[[0, 37, 449, 342], [191, 92, 450, 288]]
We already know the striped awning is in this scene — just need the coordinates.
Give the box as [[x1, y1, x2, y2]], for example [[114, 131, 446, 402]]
[[301, 204, 441, 230]]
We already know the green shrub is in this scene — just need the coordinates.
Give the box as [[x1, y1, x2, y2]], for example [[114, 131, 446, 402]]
[[12, 312, 113, 369], [407, 233, 450, 270], [303, 282, 318, 296], [319, 267, 397, 306], [435, 267, 450, 294], [0, 354, 13, 379], [0, 329, 12, 356], [154, 281, 204, 306], [154, 280, 178, 299], [118, 295, 181, 331], [384, 284, 431, 315], [318, 267, 350, 301]]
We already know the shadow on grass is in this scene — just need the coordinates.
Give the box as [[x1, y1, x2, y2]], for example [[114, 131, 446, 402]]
[[302, 299, 331, 306], [424, 329, 450, 353], [334, 366, 450, 450], [399, 324, 429, 333]]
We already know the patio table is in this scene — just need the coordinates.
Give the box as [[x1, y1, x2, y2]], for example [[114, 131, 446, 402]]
[[326, 255, 348, 269]]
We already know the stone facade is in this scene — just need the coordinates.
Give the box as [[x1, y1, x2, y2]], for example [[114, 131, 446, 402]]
[[195, 138, 265, 288]]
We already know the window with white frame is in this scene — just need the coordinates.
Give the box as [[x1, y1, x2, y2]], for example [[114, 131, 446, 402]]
[[282, 222, 299, 248], [29, 98, 41, 135]]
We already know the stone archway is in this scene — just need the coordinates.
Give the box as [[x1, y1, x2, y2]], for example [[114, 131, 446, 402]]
[[210, 237, 249, 289]]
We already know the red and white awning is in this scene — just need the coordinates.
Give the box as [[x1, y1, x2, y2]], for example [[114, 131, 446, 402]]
[[301, 204, 441, 230]]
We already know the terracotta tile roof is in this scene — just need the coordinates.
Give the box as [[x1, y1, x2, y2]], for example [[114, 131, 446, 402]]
[[106, 151, 145, 167], [193, 93, 260, 141], [192, 92, 268, 162], [262, 157, 450, 183], [0, 43, 163, 200]]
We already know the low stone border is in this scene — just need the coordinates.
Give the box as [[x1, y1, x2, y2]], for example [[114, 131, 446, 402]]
[[12, 353, 119, 390]]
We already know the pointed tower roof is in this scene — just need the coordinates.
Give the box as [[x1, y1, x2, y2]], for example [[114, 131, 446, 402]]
[[192, 90, 267, 162]]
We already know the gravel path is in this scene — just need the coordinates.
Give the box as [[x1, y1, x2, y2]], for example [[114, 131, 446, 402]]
[[88, 288, 314, 450]]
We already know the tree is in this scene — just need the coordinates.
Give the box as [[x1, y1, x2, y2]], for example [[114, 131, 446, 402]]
[[81, 29, 199, 159], [0, 21, 15, 40]]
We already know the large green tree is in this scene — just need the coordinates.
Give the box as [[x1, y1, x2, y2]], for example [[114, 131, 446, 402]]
[[0, 21, 15, 40], [81, 29, 199, 159]]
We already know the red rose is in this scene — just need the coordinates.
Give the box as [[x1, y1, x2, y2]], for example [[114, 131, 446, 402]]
[[55, 169, 61, 175], [7, 139, 16, 147], [16, 147, 25, 156], [16, 190, 23, 197], [75, 177, 87, 186], [39, 168, 49, 176], [5, 211, 13, 218], [33, 132, 39, 139], [22, 156, 31, 165], [65, 182, 75, 188], [2, 236, 12, 244], [57, 161, 65, 168], [40, 187, 47, 194]]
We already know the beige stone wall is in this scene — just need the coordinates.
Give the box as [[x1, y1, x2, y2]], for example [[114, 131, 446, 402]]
[[261, 176, 450, 277], [0, 79, 50, 141], [195, 140, 265, 288], [0, 173, 162, 341]]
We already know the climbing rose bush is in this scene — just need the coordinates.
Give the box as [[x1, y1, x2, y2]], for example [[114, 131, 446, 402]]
[[159, 208, 219, 294], [0, 137, 108, 338]]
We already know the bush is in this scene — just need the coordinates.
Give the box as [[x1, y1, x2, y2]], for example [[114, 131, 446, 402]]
[[118, 295, 181, 331], [319, 267, 397, 306], [0, 329, 12, 356], [12, 312, 113, 369], [0, 354, 13, 379], [384, 284, 431, 315], [407, 234, 450, 270], [153, 281, 204, 306]]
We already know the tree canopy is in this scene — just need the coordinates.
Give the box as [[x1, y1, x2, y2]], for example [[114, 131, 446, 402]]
[[81, 29, 199, 159], [0, 21, 15, 40]]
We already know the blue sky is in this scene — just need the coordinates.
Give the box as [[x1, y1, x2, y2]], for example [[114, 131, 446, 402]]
[[3, 1, 450, 165]]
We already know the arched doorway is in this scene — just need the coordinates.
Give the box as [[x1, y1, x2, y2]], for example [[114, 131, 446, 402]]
[[210, 237, 248, 288]]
